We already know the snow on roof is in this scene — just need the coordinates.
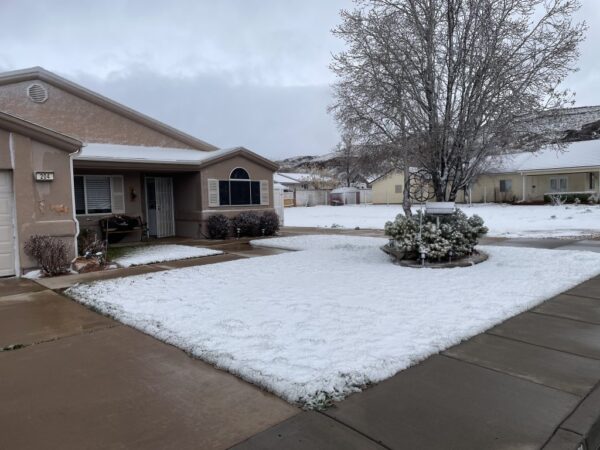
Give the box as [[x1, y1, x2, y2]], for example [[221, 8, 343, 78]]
[[75, 143, 258, 167], [274, 173, 300, 184], [277, 172, 333, 182], [488, 140, 600, 173]]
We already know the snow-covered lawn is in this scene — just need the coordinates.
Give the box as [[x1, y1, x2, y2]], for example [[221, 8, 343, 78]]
[[111, 244, 223, 267], [284, 203, 600, 238], [67, 235, 600, 407]]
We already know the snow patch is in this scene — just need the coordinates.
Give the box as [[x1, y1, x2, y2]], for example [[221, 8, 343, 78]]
[[284, 204, 600, 238], [67, 235, 600, 407], [112, 244, 223, 267]]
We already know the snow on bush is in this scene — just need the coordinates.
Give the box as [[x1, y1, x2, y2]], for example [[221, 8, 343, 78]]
[[384, 209, 488, 260], [67, 235, 600, 408]]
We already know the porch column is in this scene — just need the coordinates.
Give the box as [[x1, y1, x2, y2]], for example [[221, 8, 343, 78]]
[[522, 174, 526, 202]]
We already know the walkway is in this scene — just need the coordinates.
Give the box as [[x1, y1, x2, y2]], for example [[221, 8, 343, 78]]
[[0, 275, 298, 450]]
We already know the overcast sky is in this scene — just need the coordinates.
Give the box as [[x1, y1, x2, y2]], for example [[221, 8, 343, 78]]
[[0, 0, 599, 160]]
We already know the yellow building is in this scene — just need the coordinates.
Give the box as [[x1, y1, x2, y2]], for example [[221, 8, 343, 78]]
[[371, 170, 406, 204], [462, 141, 600, 203]]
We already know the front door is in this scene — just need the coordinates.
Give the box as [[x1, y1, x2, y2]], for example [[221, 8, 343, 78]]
[[145, 177, 175, 238], [0, 171, 16, 277]]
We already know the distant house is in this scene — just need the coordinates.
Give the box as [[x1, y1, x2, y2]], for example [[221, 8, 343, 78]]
[[0, 67, 277, 276], [371, 170, 406, 204], [462, 141, 600, 203], [275, 172, 336, 190]]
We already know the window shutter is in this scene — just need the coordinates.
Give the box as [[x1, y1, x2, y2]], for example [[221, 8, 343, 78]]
[[208, 179, 219, 207], [260, 180, 269, 205], [110, 175, 125, 213]]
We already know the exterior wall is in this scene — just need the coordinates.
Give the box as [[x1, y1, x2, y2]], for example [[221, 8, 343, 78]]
[[199, 155, 275, 234], [0, 80, 194, 148], [372, 171, 405, 204], [0, 129, 77, 272]]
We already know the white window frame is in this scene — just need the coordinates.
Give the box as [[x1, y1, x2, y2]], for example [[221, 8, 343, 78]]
[[210, 167, 269, 207], [74, 174, 124, 215], [549, 176, 568, 192]]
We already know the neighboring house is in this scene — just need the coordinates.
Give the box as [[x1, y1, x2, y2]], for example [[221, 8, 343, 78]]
[[0, 67, 277, 276], [372, 170, 406, 204], [463, 141, 600, 203]]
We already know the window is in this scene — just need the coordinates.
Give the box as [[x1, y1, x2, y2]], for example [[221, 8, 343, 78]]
[[499, 179, 512, 193], [207, 168, 269, 207], [74, 175, 125, 215], [394, 184, 403, 194], [550, 177, 568, 192]]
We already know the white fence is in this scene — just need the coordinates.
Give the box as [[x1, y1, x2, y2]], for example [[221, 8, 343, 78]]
[[286, 189, 373, 207], [295, 189, 330, 207]]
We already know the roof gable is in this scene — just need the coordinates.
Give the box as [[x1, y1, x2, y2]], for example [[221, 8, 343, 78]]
[[0, 67, 217, 151]]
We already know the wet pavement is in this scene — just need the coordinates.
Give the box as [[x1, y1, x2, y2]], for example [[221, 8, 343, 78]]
[[0, 278, 298, 450]]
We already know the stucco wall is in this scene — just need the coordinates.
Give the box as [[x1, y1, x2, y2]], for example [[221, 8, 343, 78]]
[[0, 130, 77, 272], [0, 80, 194, 148], [199, 156, 275, 234], [372, 171, 405, 204]]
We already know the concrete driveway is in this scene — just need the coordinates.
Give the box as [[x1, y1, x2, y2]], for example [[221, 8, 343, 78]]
[[0, 277, 297, 450]]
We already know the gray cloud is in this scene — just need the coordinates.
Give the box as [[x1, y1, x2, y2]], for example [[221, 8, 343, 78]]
[[0, 0, 598, 158]]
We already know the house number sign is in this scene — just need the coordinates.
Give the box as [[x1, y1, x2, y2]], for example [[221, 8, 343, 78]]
[[34, 171, 55, 181]]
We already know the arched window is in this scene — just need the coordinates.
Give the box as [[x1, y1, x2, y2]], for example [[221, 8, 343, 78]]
[[218, 167, 261, 205], [230, 168, 250, 179]]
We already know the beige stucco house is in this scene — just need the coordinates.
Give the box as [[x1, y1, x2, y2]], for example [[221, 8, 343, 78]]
[[373, 141, 600, 204], [0, 67, 277, 276], [460, 141, 600, 203]]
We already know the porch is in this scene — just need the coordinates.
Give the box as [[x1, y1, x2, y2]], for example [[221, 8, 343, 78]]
[[73, 165, 203, 242]]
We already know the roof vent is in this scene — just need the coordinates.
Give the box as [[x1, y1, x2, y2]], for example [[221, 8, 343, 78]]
[[27, 83, 48, 103]]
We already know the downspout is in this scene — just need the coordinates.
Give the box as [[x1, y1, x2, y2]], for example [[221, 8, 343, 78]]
[[521, 172, 526, 202], [69, 145, 83, 258]]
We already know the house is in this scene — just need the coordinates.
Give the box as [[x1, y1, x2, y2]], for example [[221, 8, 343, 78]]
[[0, 67, 278, 276], [371, 170, 406, 204], [463, 141, 600, 203], [275, 172, 336, 190]]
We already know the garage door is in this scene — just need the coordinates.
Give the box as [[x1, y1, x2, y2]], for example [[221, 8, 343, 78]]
[[0, 171, 15, 277]]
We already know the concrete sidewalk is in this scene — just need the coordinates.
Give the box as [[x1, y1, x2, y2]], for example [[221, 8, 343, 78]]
[[0, 277, 298, 450], [234, 275, 600, 450]]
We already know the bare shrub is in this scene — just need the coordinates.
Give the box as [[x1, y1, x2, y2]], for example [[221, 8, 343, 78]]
[[24, 235, 70, 276]]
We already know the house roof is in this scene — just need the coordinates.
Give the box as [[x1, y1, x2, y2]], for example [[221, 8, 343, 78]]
[[277, 172, 333, 183], [0, 111, 81, 152], [75, 143, 278, 170], [274, 173, 300, 184], [0, 67, 217, 151], [487, 140, 600, 174]]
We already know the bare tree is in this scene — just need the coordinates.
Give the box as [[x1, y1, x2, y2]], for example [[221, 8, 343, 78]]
[[334, 130, 361, 187], [330, 0, 585, 201]]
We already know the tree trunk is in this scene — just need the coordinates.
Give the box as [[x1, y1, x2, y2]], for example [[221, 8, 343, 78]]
[[402, 165, 412, 217]]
